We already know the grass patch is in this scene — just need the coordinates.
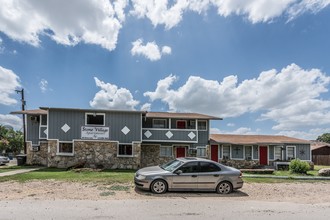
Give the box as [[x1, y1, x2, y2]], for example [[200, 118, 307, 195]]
[[0, 165, 41, 173], [0, 168, 135, 184]]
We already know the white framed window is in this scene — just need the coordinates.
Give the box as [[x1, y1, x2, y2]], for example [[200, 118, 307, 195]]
[[160, 146, 173, 157], [196, 146, 207, 157], [286, 146, 296, 160], [197, 120, 207, 130], [57, 142, 74, 156], [274, 146, 283, 160], [85, 113, 105, 126], [222, 145, 230, 159], [153, 119, 166, 128], [118, 144, 133, 157], [245, 145, 252, 160]]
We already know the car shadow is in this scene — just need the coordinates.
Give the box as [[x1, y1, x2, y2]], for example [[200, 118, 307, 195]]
[[134, 187, 249, 198]]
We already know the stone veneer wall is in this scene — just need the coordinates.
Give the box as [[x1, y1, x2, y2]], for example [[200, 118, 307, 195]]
[[26, 141, 48, 166], [47, 140, 141, 169], [141, 145, 174, 167], [219, 159, 260, 169]]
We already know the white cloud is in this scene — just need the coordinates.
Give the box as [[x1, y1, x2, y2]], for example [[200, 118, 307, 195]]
[[277, 127, 330, 140], [227, 123, 235, 127], [287, 0, 330, 21], [39, 79, 49, 93], [0, 66, 21, 105], [130, 0, 330, 29], [210, 127, 258, 135], [211, 0, 295, 23], [0, 37, 4, 53], [0, 114, 22, 131], [141, 103, 152, 111], [131, 38, 171, 61], [89, 77, 139, 110], [130, 0, 189, 29], [0, 0, 127, 51], [144, 63, 330, 131]]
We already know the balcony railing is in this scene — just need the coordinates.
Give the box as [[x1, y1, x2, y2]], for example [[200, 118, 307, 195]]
[[142, 128, 198, 143]]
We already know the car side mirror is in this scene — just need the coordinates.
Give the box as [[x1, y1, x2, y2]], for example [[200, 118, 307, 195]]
[[175, 170, 182, 175]]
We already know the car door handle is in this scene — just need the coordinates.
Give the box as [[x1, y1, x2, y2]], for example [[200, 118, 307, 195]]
[[191, 175, 198, 178], [213, 174, 220, 177]]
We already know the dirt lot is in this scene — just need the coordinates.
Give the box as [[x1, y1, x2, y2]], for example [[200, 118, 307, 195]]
[[1, 180, 330, 203]]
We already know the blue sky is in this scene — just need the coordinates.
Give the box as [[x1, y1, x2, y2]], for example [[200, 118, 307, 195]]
[[1, 0, 330, 140]]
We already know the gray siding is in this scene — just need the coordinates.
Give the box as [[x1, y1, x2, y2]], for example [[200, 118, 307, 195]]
[[295, 144, 311, 160], [48, 109, 142, 143], [26, 115, 40, 145]]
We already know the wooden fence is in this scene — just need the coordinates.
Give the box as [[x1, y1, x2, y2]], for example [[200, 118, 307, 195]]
[[312, 155, 330, 165]]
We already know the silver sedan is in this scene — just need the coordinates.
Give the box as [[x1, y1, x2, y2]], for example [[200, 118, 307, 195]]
[[0, 155, 10, 165], [134, 157, 243, 194]]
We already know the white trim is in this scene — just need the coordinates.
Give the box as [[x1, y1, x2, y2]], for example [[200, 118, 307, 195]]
[[142, 139, 198, 143], [57, 141, 74, 156], [286, 145, 296, 160], [117, 142, 134, 158], [85, 112, 105, 126], [197, 120, 207, 131]]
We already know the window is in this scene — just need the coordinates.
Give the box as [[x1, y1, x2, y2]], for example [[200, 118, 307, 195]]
[[86, 113, 105, 126], [153, 119, 166, 128], [274, 146, 283, 160], [287, 146, 296, 160], [197, 120, 207, 130], [179, 162, 199, 173], [196, 147, 207, 157], [160, 146, 172, 157], [223, 145, 230, 159], [118, 144, 133, 157], [41, 115, 47, 126], [58, 142, 73, 154], [200, 162, 221, 172], [245, 145, 252, 160]]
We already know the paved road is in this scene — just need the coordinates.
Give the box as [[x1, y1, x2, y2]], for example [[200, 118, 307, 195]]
[[1, 198, 330, 220]]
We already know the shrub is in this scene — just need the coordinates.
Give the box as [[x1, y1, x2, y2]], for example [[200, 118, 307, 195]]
[[289, 159, 310, 174]]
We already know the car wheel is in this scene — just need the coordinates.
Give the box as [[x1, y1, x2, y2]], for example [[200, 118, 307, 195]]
[[151, 179, 167, 194], [216, 181, 233, 194]]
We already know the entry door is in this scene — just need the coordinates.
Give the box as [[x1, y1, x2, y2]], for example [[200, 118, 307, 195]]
[[211, 145, 219, 162], [259, 146, 268, 165], [176, 147, 186, 158], [177, 120, 186, 129]]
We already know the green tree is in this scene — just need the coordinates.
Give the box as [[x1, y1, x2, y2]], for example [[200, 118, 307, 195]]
[[316, 133, 330, 143], [0, 125, 23, 155]]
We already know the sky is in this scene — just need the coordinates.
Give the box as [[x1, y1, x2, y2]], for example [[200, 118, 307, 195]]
[[1, 0, 330, 140]]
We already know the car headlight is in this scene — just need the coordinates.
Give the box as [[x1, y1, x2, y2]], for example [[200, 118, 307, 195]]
[[137, 174, 146, 180]]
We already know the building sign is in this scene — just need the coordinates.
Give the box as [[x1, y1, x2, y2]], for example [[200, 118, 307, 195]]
[[81, 126, 109, 140]]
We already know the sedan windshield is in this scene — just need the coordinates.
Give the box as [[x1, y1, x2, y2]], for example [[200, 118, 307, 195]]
[[160, 159, 183, 172]]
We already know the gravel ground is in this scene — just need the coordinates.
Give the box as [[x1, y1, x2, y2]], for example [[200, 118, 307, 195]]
[[1, 180, 330, 203]]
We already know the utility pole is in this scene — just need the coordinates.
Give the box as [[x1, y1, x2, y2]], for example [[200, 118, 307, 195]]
[[15, 89, 26, 154]]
